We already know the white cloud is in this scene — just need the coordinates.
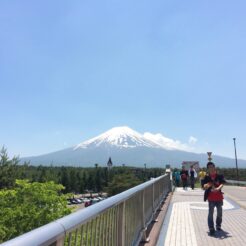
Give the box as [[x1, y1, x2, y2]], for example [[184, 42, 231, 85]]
[[143, 132, 197, 152], [189, 136, 197, 144]]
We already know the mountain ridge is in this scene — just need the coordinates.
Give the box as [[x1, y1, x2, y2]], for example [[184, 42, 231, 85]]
[[20, 126, 246, 168]]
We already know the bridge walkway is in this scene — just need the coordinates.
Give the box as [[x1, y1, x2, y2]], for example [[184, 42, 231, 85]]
[[156, 185, 246, 246]]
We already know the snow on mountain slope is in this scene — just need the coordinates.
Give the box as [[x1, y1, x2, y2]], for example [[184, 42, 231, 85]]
[[74, 126, 163, 150]]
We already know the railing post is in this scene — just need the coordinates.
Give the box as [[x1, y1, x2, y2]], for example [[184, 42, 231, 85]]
[[117, 202, 125, 246]]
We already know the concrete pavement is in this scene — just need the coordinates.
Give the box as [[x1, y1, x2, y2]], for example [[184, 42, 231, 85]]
[[156, 186, 246, 246]]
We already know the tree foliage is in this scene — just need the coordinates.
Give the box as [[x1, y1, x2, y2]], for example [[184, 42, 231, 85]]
[[107, 171, 142, 196], [0, 180, 71, 243], [0, 147, 19, 189], [0, 148, 165, 243]]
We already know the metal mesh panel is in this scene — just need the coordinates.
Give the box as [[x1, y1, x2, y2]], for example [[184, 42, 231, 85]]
[[124, 192, 142, 246], [144, 185, 154, 224], [63, 207, 118, 246]]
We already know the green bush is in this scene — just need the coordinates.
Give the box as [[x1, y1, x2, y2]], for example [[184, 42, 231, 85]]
[[0, 180, 71, 243]]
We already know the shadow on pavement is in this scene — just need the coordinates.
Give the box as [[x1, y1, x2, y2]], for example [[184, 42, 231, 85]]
[[207, 229, 232, 239]]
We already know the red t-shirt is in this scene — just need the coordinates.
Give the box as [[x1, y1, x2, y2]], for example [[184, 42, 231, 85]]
[[207, 173, 225, 201], [208, 189, 224, 201]]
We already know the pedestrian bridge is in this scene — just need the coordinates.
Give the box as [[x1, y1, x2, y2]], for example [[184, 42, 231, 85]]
[[1, 175, 246, 246], [156, 185, 246, 246]]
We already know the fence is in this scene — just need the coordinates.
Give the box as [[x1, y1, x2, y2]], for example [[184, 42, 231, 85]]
[[226, 179, 246, 186], [1, 174, 171, 246]]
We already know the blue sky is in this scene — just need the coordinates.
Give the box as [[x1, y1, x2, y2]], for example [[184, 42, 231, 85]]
[[0, 0, 245, 162]]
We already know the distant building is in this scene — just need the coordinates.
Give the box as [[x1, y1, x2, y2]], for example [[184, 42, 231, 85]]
[[182, 161, 199, 171], [107, 157, 113, 170]]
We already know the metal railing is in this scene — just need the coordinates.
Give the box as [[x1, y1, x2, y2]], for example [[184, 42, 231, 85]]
[[1, 174, 171, 246], [226, 179, 246, 186]]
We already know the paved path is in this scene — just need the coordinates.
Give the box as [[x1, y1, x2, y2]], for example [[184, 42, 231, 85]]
[[223, 185, 246, 209], [157, 186, 246, 246]]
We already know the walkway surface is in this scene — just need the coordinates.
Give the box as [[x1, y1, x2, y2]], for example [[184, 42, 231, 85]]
[[156, 185, 246, 246]]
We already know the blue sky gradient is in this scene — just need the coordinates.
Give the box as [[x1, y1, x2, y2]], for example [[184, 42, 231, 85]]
[[0, 0, 246, 161]]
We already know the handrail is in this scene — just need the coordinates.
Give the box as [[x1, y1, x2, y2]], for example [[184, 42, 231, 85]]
[[226, 179, 246, 185], [1, 174, 171, 246]]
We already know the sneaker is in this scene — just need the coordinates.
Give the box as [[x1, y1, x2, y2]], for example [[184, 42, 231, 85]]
[[209, 228, 215, 236], [216, 227, 222, 231]]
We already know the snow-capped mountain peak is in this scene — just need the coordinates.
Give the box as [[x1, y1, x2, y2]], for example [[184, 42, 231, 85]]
[[21, 126, 246, 168], [74, 126, 162, 149]]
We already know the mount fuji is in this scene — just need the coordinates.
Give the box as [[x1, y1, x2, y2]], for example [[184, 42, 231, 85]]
[[74, 126, 162, 150], [21, 126, 246, 168]]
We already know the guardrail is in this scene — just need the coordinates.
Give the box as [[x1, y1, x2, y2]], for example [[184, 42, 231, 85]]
[[1, 174, 171, 246], [226, 179, 246, 186]]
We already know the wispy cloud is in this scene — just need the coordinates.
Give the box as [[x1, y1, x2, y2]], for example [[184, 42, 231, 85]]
[[143, 132, 197, 152], [189, 136, 197, 144]]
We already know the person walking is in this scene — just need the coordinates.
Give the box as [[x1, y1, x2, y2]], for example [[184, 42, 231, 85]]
[[188, 165, 197, 190], [173, 169, 181, 187], [199, 168, 207, 189], [180, 166, 189, 190], [203, 162, 225, 236]]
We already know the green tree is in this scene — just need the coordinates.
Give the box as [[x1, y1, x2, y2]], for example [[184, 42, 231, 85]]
[[107, 172, 141, 196], [69, 168, 78, 192], [38, 167, 48, 182], [0, 180, 71, 243], [87, 172, 95, 191], [60, 167, 70, 192], [95, 168, 102, 192], [78, 171, 85, 193], [0, 147, 19, 189]]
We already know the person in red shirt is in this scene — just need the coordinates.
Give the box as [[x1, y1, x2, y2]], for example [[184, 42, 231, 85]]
[[180, 166, 189, 190], [203, 162, 225, 236]]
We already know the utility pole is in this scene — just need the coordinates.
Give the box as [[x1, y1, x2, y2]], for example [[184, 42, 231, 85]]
[[233, 138, 239, 181], [144, 163, 147, 180]]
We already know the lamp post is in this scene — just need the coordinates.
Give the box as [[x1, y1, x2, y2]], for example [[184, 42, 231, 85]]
[[144, 163, 147, 180], [233, 138, 239, 181]]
